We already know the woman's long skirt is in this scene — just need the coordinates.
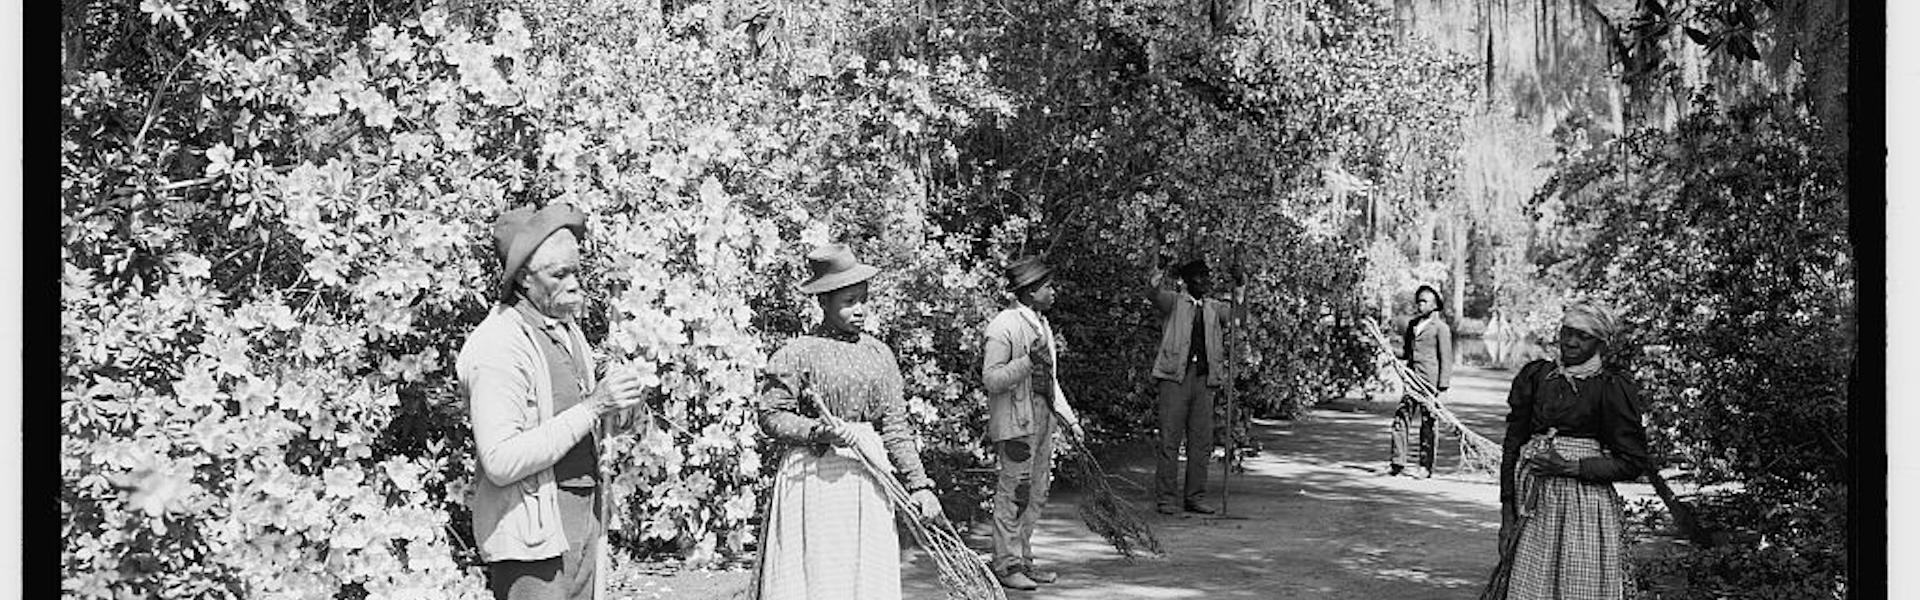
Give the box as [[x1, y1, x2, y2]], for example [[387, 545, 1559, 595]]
[[755, 441, 901, 600], [1481, 435, 1628, 600]]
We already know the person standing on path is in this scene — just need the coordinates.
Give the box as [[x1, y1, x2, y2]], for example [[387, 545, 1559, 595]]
[[754, 243, 946, 600], [1147, 257, 1244, 515], [1390, 285, 1451, 478], [1480, 303, 1651, 600], [981, 256, 1085, 591], [458, 203, 653, 600]]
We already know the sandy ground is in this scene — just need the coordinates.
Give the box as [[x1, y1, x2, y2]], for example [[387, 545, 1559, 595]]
[[612, 364, 1666, 599]]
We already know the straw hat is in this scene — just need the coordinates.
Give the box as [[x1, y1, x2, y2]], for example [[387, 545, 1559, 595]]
[[797, 243, 880, 295]]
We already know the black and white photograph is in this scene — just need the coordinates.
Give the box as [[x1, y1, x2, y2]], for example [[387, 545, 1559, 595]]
[[47, 0, 1888, 598]]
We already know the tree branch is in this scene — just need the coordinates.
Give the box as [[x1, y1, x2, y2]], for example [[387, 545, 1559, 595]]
[[131, 53, 195, 155]]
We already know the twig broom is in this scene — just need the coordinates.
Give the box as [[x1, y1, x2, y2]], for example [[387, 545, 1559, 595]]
[[1052, 408, 1163, 559], [814, 412, 1008, 600], [1361, 321, 1502, 476]]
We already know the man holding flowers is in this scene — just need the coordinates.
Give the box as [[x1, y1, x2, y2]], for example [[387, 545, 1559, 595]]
[[457, 203, 651, 600]]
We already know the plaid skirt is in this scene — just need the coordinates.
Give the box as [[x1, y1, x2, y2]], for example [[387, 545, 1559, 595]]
[[755, 432, 901, 600], [1481, 435, 1627, 600]]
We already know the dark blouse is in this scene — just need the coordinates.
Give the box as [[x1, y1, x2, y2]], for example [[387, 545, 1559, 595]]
[[757, 328, 935, 491], [1499, 359, 1652, 502]]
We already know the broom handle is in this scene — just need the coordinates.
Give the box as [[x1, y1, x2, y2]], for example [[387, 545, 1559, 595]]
[[1221, 321, 1234, 516]]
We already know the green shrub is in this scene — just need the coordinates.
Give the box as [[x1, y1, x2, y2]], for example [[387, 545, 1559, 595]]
[[1540, 97, 1851, 598]]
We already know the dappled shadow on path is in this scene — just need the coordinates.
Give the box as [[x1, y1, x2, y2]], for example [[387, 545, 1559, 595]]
[[904, 365, 1522, 600]]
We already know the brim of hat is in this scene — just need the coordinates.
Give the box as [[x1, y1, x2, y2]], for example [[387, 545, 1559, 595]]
[[799, 264, 880, 295], [1007, 267, 1053, 292]]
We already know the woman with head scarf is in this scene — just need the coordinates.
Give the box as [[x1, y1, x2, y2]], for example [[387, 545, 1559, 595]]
[[1480, 303, 1651, 600], [754, 243, 945, 600]]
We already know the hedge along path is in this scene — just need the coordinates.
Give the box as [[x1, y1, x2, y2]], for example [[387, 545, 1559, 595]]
[[1359, 319, 1502, 477]]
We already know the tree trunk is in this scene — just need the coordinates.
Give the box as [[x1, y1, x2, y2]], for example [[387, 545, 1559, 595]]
[[1449, 215, 1467, 318]]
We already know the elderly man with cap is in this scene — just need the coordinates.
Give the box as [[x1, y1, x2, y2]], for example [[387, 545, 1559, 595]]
[[1146, 257, 1245, 515], [457, 203, 651, 600], [1479, 303, 1650, 600], [980, 256, 1083, 590]]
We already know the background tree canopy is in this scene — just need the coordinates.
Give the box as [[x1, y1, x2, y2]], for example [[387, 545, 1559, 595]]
[[59, 0, 1853, 597]]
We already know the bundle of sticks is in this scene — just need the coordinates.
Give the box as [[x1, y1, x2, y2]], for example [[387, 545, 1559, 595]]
[[1361, 320, 1503, 476], [1053, 411, 1163, 559], [815, 412, 1008, 600]]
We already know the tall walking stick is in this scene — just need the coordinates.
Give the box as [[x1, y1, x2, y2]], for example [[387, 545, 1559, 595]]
[[1214, 235, 1250, 520], [1216, 326, 1245, 519]]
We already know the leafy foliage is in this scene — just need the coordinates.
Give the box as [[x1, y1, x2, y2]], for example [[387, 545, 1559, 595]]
[[1536, 96, 1850, 598], [61, 0, 1502, 597], [929, 0, 1474, 423], [61, 0, 1016, 595]]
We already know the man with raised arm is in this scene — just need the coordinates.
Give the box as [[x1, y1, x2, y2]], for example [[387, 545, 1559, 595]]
[[1147, 257, 1244, 516]]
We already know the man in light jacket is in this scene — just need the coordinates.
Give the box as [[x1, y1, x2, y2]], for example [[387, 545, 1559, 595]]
[[981, 256, 1082, 591], [1148, 258, 1244, 515], [458, 203, 649, 600]]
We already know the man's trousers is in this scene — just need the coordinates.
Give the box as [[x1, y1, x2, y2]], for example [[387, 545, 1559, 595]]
[[992, 410, 1055, 575], [1390, 396, 1437, 470], [1155, 364, 1214, 507]]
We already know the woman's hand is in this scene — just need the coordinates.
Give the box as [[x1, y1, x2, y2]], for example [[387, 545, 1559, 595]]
[[910, 488, 948, 527], [813, 419, 858, 447], [1526, 449, 1580, 477]]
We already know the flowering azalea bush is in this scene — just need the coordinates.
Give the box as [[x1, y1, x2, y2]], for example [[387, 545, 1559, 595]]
[[63, 0, 1484, 596], [62, 0, 1015, 595]]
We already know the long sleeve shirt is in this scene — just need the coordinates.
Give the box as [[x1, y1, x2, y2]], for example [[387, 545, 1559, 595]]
[[457, 303, 603, 562], [1401, 312, 1452, 391], [757, 329, 936, 491], [1147, 283, 1246, 386], [1499, 359, 1653, 503]]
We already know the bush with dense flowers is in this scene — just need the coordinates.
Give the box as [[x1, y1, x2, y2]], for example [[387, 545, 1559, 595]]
[[61, 0, 1480, 596], [61, 0, 1016, 595]]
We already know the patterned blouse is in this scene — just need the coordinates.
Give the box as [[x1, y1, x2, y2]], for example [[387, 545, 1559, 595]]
[[758, 327, 935, 491], [1499, 359, 1653, 502]]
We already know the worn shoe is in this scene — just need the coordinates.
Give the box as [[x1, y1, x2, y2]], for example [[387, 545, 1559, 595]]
[[998, 570, 1040, 591], [1387, 463, 1406, 477], [1156, 503, 1179, 515], [1184, 503, 1219, 515], [1416, 466, 1433, 479], [1028, 570, 1059, 584]]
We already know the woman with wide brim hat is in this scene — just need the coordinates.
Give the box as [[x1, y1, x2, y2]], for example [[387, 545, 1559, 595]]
[[753, 243, 944, 600]]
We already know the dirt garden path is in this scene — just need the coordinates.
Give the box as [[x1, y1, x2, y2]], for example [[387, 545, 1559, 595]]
[[618, 364, 1666, 599], [899, 364, 1518, 600]]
